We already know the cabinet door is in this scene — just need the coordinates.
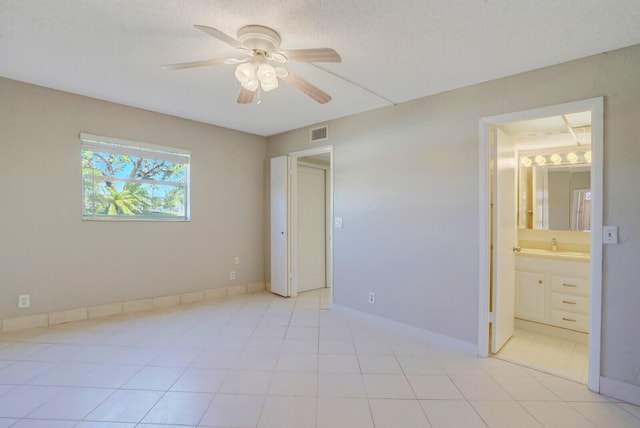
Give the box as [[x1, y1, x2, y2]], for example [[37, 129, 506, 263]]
[[515, 271, 546, 322]]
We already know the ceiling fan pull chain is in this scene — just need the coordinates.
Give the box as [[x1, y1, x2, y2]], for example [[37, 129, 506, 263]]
[[257, 86, 262, 105]]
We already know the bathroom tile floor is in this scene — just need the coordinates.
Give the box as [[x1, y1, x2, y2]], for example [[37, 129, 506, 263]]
[[0, 289, 638, 428], [496, 329, 588, 384]]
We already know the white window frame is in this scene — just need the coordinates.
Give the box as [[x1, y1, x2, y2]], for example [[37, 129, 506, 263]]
[[80, 133, 191, 221]]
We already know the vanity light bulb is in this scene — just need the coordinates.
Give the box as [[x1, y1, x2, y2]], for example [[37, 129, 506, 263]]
[[550, 154, 562, 164], [520, 157, 532, 167], [567, 152, 578, 163], [585, 151, 592, 163], [534, 155, 546, 166]]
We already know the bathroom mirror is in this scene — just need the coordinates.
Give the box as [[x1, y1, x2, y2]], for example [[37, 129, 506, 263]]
[[518, 148, 591, 231]]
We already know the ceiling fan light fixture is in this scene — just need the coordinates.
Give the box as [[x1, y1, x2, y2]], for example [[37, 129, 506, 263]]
[[257, 63, 276, 81], [261, 79, 279, 92], [241, 78, 259, 92], [235, 63, 256, 84], [257, 63, 279, 92]]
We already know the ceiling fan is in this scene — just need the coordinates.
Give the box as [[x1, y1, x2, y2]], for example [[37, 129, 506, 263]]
[[163, 25, 341, 104]]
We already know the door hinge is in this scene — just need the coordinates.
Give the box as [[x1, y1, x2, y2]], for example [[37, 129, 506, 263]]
[[489, 312, 496, 323]]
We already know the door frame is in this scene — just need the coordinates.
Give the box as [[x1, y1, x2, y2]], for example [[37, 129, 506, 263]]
[[287, 145, 334, 304], [478, 97, 604, 392]]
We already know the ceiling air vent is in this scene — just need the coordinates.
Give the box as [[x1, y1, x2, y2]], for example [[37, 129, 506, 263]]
[[310, 125, 328, 143]]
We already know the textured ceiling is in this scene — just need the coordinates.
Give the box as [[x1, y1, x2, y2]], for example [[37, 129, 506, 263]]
[[1, 0, 640, 136]]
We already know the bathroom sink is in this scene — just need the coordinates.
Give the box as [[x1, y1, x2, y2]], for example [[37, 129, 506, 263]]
[[518, 248, 590, 261]]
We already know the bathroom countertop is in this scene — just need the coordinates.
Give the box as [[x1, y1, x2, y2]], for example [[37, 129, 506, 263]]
[[517, 247, 591, 261]]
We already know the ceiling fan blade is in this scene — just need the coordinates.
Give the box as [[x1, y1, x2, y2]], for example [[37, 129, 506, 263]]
[[281, 70, 331, 104], [279, 48, 341, 63], [161, 58, 226, 70], [194, 25, 252, 54], [223, 58, 248, 65], [237, 86, 255, 104]]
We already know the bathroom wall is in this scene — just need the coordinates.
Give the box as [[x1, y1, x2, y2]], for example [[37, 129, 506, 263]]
[[267, 44, 640, 392]]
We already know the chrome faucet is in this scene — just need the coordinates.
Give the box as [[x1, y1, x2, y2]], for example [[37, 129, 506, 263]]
[[551, 238, 558, 252]]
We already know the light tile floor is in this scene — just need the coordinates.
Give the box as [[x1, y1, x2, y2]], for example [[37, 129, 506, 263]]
[[0, 289, 638, 428], [496, 329, 588, 384]]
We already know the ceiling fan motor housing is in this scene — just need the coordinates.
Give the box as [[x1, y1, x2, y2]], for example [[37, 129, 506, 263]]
[[237, 25, 282, 54]]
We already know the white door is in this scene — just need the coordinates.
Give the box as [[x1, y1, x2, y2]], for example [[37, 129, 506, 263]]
[[270, 156, 289, 297], [297, 165, 326, 292], [491, 128, 517, 353]]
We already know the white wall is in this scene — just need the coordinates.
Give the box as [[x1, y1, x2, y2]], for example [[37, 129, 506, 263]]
[[0, 78, 266, 319], [267, 44, 640, 388]]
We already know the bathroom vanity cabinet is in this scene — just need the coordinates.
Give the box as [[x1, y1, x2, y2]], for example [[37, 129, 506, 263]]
[[515, 271, 546, 323], [515, 253, 590, 333]]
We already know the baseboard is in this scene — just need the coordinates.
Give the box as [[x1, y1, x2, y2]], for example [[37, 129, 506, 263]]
[[0, 281, 266, 333], [49, 307, 88, 326], [600, 376, 640, 406], [248, 282, 265, 293], [515, 318, 589, 344], [333, 304, 477, 355], [227, 284, 248, 296], [1, 314, 48, 332]]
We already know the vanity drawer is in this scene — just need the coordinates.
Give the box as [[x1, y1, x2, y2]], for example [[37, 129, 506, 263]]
[[551, 275, 589, 296], [551, 293, 589, 314], [550, 309, 589, 332]]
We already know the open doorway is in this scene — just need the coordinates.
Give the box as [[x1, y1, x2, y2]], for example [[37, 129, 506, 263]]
[[269, 146, 333, 306], [296, 154, 330, 293], [478, 98, 603, 392]]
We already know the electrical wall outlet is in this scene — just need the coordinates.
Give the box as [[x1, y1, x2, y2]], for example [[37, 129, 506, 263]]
[[18, 294, 30, 309], [229, 271, 236, 280], [234, 256, 240, 265], [368, 292, 375, 304]]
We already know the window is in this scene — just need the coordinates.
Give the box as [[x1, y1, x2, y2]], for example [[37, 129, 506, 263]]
[[81, 133, 190, 221]]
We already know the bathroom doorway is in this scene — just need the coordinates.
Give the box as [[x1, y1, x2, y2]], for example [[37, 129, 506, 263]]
[[478, 98, 604, 391]]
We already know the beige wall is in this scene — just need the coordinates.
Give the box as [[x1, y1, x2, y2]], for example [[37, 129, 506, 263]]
[[267, 45, 640, 388], [0, 78, 266, 319]]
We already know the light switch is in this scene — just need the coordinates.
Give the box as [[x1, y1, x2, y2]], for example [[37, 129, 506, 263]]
[[334, 217, 343, 228], [603, 226, 618, 244]]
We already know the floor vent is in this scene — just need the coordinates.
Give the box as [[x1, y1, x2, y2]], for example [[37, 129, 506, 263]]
[[310, 125, 328, 143]]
